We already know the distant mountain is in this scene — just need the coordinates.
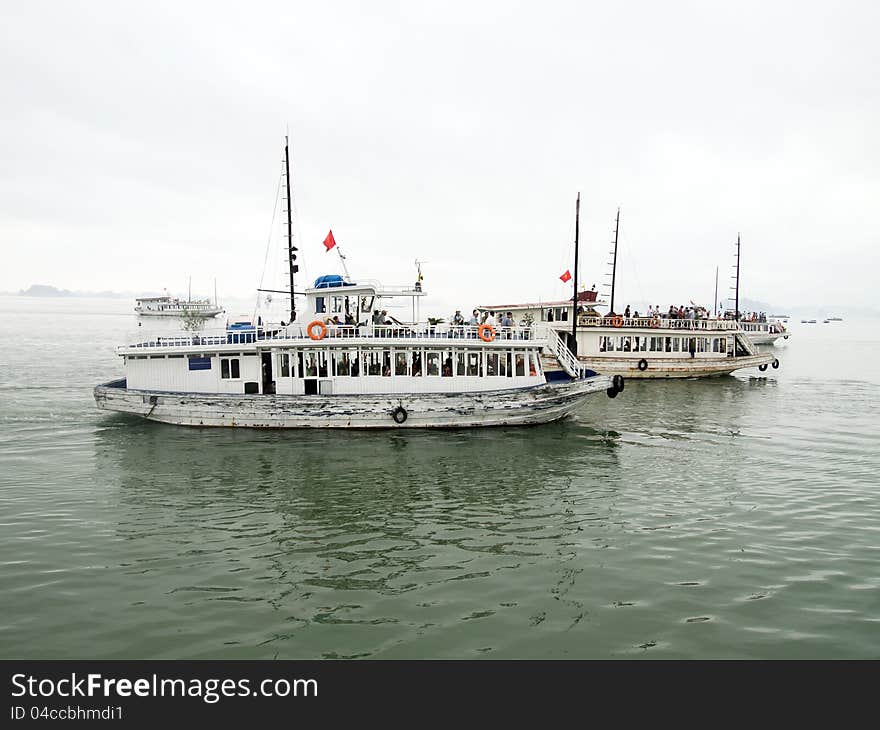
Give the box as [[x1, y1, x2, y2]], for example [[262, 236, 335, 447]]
[[15, 284, 146, 299]]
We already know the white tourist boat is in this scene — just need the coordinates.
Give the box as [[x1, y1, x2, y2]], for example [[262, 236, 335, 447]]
[[134, 295, 224, 318], [480, 205, 778, 379], [96, 278, 617, 428], [95, 143, 618, 429]]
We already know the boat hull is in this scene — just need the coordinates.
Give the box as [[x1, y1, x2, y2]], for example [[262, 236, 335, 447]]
[[573, 353, 775, 378], [746, 333, 786, 345], [93, 377, 613, 428]]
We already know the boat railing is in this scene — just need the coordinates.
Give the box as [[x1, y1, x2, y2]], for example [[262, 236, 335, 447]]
[[576, 316, 741, 331], [121, 323, 538, 350]]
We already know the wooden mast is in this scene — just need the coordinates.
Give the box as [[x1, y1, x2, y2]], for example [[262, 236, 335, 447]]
[[610, 208, 620, 314], [734, 233, 741, 320], [284, 136, 298, 323], [570, 193, 580, 356]]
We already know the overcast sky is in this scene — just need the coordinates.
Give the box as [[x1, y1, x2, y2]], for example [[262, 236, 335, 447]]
[[2, 0, 878, 317]]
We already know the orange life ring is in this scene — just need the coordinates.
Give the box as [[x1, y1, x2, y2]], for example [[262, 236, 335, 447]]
[[650, 318, 661, 328], [307, 320, 327, 340], [478, 324, 496, 342], [611, 315, 624, 328]]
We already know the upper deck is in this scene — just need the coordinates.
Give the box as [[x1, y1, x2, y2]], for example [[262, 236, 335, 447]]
[[573, 315, 741, 331], [118, 322, 538, 355]]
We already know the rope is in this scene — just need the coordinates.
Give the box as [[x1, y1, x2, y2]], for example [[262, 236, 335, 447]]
[[253, 167, 283, 322]]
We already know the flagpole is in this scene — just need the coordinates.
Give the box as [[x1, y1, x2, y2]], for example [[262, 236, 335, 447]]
[[571, 193, 580, 357]]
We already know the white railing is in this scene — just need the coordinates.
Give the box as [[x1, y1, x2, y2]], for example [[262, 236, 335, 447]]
[[121, 323, 538, 350], [543, 327, 586, 379], [576, 316, 740, 331]]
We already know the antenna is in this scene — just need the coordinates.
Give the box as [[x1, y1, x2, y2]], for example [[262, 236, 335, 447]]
[[414, 259, 427, 290]]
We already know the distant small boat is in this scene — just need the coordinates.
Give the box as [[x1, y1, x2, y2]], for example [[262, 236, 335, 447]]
[[801, 319, 817, 324], [827, 317, 843, 321], [823, 319, 830, 324]]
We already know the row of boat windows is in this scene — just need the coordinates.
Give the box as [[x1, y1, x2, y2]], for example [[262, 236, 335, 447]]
[[278, 348, 541, 378], [599, 336, 730, 353]]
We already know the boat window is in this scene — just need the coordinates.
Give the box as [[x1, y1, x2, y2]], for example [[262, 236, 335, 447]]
[[334, 350, 353, 376], [382, 350, 391, 377], [315, 296, 326, 314], [486, 352, 499, 376], [363, 350, 382, 376], [442, 351, 453, 377], [515, 353, 526, 376], [331, 296, 343, 314], [560, 308, 568, 322], [411, 351, 423, 377], [394, 350, 409, 376], [530, 351, 541, 377], [672, 338, 680, 352], [279, 353, 290, 377], [220, 357, 240, 379], [303, 351, 319, 377], [665, 337, 672, 353], [499, 351, 508, 377], [466, 352, 481, 376], [426, 351, 441, 376], [455, 351, 465, 376], [188, 356, 211, 371]]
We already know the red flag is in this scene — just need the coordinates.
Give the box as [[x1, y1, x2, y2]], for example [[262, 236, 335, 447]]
[[559, 270, 572, 283], [323, 230, 337, 252]]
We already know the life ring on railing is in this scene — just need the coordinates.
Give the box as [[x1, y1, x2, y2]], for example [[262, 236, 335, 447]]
[[637, 358, 648, 371], [307, 320, 327, 340], [611, 315, 624, 328], [650, 318, 661, 328], [478, 324, 496, 342], [391, 406, 408, 424]]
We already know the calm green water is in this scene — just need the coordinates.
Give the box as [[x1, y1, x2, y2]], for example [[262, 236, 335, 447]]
[[1, 296, 878, 658]]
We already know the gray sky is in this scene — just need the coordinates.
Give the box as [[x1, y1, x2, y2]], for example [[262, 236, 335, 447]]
[[2, 0, 878, 317]]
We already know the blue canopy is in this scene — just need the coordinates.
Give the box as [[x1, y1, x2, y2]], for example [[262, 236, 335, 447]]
[[313, 274, 355, 289]]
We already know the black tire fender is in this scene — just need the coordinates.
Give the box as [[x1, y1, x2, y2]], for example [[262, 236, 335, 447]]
[[759, 363, 768, 372], [392, 406, 408, 424], [637, 358, 648, 371], [612, 374, 625, 392], [772, 358, 780, 369], [606, 387, 618, 399]]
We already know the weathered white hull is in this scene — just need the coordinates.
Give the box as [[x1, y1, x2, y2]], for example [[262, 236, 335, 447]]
[[746, 333, 787, 345], [94, 376, 613, 428], [574, 353, 776, 379]]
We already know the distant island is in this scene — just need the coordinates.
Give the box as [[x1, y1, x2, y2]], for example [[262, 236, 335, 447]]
[[16, 284, 130, 298]]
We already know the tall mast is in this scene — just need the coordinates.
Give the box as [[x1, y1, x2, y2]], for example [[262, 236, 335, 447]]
[[713, 266, 719, 317], [570, 193, 580, 356], [610, 208, 620, 314], [284, 136, 298, 322], [734, 232, 741, 321]]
